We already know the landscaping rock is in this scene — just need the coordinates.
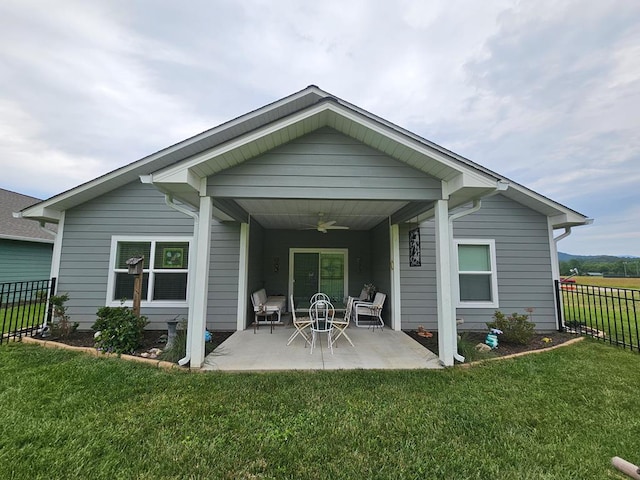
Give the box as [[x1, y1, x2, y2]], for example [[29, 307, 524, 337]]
[[475, 343, 492, 353]]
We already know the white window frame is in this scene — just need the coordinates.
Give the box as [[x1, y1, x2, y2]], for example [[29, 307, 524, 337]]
[[106, 235, 192, 308], [454, 239, 499, 308]]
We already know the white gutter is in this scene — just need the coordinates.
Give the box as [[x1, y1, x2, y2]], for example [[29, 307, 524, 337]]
[[554, 226, 572, 243], [39, 221, 57, 237], [163, 193, 199, 367]]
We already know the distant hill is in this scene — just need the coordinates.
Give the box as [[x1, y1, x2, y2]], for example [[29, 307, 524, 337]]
[[558, 252, 639, 263]]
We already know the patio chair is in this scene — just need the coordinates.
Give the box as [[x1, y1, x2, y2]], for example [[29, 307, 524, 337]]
[[287, 295, 312, 347], [354, 292, 386, 329], [310, 292, 331, 304], [330, 295, 355, 348], [309, 299, 335, 354]]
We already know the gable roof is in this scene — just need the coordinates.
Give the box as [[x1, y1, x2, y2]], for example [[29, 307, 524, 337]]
[[19, 85, 590, 229], [0, 188, 56, 243]]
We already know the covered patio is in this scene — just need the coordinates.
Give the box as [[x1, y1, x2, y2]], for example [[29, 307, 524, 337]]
[[202, 322, 442, 371]]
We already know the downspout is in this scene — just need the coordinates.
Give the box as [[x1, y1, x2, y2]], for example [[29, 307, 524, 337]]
[[554, 226, 572, 244], [38, 221, 57, 238], [447, 200, 482, 363], [164, 194, 199, 367]]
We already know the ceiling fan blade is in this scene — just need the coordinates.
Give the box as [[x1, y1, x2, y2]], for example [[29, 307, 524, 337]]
[[319, 220, 337, 228], [325, 225, 349, 230]]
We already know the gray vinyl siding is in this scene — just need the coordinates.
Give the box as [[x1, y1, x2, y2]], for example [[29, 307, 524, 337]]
[[206, 127, 441, 201], [399, 194, 556, 332], [207, 221, 241, 331], [0, 239, 53, 284], [58, 182, 193, 329]]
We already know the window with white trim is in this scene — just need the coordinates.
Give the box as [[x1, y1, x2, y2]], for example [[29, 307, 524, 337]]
[[454, 239, 499, 308], [106, 237, 191, 307]]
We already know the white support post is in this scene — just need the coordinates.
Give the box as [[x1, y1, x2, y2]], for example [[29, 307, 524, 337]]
[[237, 222, 250, 331], [389, 224, 402, 331], [189, 195, 213, 369], [435, 199, 456, 366], [49, 211, 65, 282]]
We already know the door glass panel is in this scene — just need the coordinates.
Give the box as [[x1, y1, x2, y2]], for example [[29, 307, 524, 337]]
[[293, 253, 319, 309], [319, 253, 344, 306]]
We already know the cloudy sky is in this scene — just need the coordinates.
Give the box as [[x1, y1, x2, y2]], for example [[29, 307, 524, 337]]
[[1, 0, 639, 256]]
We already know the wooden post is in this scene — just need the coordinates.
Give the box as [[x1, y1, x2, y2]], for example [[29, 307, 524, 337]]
[[132, 256, 144, 317], [612, 457, 640, 480]]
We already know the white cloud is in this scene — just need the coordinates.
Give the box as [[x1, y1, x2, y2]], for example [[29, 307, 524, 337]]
[[0, 0, 638, 254]]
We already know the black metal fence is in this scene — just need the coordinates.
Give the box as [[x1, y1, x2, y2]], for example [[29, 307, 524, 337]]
[[0, 278, 56, 345], [555, 280, 639, 352]]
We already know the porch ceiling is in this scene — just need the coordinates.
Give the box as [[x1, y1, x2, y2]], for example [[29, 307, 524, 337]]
[[234, 198, 412, 230]]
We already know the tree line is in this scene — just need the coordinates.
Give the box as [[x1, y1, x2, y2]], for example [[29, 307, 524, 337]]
[[559, 258, 640, 277]]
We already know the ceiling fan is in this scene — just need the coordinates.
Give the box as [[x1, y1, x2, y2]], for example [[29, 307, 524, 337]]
[[303, 213, 350, 234]]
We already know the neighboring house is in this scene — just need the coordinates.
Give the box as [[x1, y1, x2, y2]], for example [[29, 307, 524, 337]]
[[0, 188, 55, 284], [18, 86, 591, 367]]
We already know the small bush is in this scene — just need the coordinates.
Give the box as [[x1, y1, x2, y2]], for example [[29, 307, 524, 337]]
[[49, 293, 78, 339], [487, 310, 535, 345], [92, 306, 148, 355]]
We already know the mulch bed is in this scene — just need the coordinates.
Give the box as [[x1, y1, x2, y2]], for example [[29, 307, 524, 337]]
[[41, 330, 234, 357], [405, 329, 579, 357], [42, 328, 579, 362]]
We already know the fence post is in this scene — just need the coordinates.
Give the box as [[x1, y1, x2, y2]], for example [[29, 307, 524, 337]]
[[45, 277, 57, 326], [554, 279, 563, 332]]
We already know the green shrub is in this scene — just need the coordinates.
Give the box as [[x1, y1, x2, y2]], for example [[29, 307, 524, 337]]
[[92, 306, 148, 355], [487, 310, 535, 345], [49, 293, 78, 339]]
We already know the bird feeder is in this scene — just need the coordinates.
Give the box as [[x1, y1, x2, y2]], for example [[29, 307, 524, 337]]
[[126, 256, 144, 316], [126, 256, 144, 275]]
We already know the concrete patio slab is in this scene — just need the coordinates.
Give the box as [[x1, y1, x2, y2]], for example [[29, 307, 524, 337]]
[[202, 323, 442, 371]]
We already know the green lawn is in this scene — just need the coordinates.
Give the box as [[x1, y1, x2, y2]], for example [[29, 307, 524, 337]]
[[561, 285, 640, 350], [0, 302, 46, 337], [1, 341, 639, 479]]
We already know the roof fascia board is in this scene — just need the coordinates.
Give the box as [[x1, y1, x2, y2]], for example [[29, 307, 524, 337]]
[[549, 212, 592, 228], [19, 86, 328, 219], [324, 104, 498, 180], [505, 184, 590, 225], [153, 101, 500, 187], [152, 102, 333, 181], [17, 205, 61, 222], [0, 234, 55, 244]]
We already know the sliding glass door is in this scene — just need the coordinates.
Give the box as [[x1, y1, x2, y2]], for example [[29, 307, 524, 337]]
[[290, 249, 348, 309]]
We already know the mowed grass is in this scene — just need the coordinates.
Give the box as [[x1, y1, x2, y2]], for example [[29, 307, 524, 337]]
[[561, 281, 640, 349], [1, 341, 639, 479], [572, 276, 640, 290], [0, 303, 46, 336]]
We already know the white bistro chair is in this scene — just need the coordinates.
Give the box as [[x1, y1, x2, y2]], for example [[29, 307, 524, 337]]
[[287, 295, 312, 346], [330, 296, 355, 348], [309, 299, 335, 354]]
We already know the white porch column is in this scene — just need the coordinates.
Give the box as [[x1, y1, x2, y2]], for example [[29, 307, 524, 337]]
[[189, 195, 213, 368], [236, 222, 250, 331], [434, 199, 456, 366], [389, 224, 402, 331]]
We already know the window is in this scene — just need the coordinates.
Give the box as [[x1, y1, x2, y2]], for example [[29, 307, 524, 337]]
[[454, 239, 499, 308], [106, 236, 191, 307]]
